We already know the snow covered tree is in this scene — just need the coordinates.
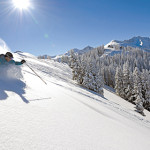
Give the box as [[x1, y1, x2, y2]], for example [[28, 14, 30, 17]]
[[135, 95, 144, 114], [61, 55, 69, 64], [69, 50, 79, 80], [68, 44, 150, 110], [82, 60, 104, 95], [122, 62, 133, 101], [141, 69, 150, 110], [115, 66, 124, 97], [132, 67, 144, 104], [145, 70, 150, 102]]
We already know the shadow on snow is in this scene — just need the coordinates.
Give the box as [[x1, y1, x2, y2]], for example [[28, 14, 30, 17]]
[[0, 79, 29, 104]]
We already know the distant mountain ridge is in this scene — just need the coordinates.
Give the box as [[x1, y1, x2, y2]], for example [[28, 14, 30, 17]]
[[50, 46, 94, 60], [38, 36, 150, 59], [64, 46, 94, 56], [105, 36, 150, 50], [58, 36, 150, 58]]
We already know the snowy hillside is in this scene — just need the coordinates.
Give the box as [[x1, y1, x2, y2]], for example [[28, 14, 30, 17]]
[[0, 50, 150, 150], [105, 36, 150, 50]]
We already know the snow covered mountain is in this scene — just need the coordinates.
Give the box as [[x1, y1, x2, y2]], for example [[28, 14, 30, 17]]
[[105, 36, 150, 50], [50, 46, 94, 60], [101, 36, 150, 57], [67, 46, 94, 55], [0, 48, 150, 149], [39, 36, 150, 61], [51, 36, 150, 61]]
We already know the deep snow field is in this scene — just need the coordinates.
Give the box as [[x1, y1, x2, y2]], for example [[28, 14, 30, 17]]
[[0, 51, 150, 150]]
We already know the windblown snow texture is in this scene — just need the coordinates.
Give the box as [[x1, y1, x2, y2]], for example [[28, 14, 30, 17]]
[[0, 65, 23, 80]]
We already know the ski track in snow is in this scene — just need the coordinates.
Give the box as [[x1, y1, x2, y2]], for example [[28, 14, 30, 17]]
[[0, 52, 150, 150], [29, 58, 150, 127]]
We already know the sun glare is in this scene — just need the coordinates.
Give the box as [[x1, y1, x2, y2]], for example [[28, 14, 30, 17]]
[[12, 0, 30, 10]]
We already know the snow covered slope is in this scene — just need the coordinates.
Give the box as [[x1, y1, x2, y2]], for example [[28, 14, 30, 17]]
[[105, 36, 150, 50], [0, 51, 150, 150]]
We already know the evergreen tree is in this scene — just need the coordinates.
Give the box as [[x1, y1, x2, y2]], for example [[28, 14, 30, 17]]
[[115, 67, 124, 97], [142, 70, 150, 110], [70, 50, 78, 80], [145, 70, 150, 102], [132, 67, 144, 103], [122, 62, 133, 101], [68, 44, 150, 111], [82, 60, 104, 95]]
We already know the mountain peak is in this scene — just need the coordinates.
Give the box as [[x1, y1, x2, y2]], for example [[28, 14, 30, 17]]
[[81, 45, 94, 52], [106, 36, 150, 50], [64, 45, 94, 56]]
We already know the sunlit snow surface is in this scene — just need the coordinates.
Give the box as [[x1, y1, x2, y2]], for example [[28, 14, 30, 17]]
[[0, 52, 150, 150]]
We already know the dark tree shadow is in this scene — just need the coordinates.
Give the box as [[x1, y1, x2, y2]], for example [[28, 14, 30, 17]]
[[0, 79, 29, 103]]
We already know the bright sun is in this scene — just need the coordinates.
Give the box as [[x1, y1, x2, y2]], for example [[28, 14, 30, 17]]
[[12, 0, 30, 10]]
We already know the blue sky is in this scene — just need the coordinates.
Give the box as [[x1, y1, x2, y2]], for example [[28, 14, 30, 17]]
[[0, 0, 150, 56]]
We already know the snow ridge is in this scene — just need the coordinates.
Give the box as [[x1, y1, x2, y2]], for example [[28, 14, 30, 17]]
[[105, 36, 150, 50]]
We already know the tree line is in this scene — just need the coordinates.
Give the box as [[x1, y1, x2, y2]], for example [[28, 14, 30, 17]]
[[69, 46, 150, 111]]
